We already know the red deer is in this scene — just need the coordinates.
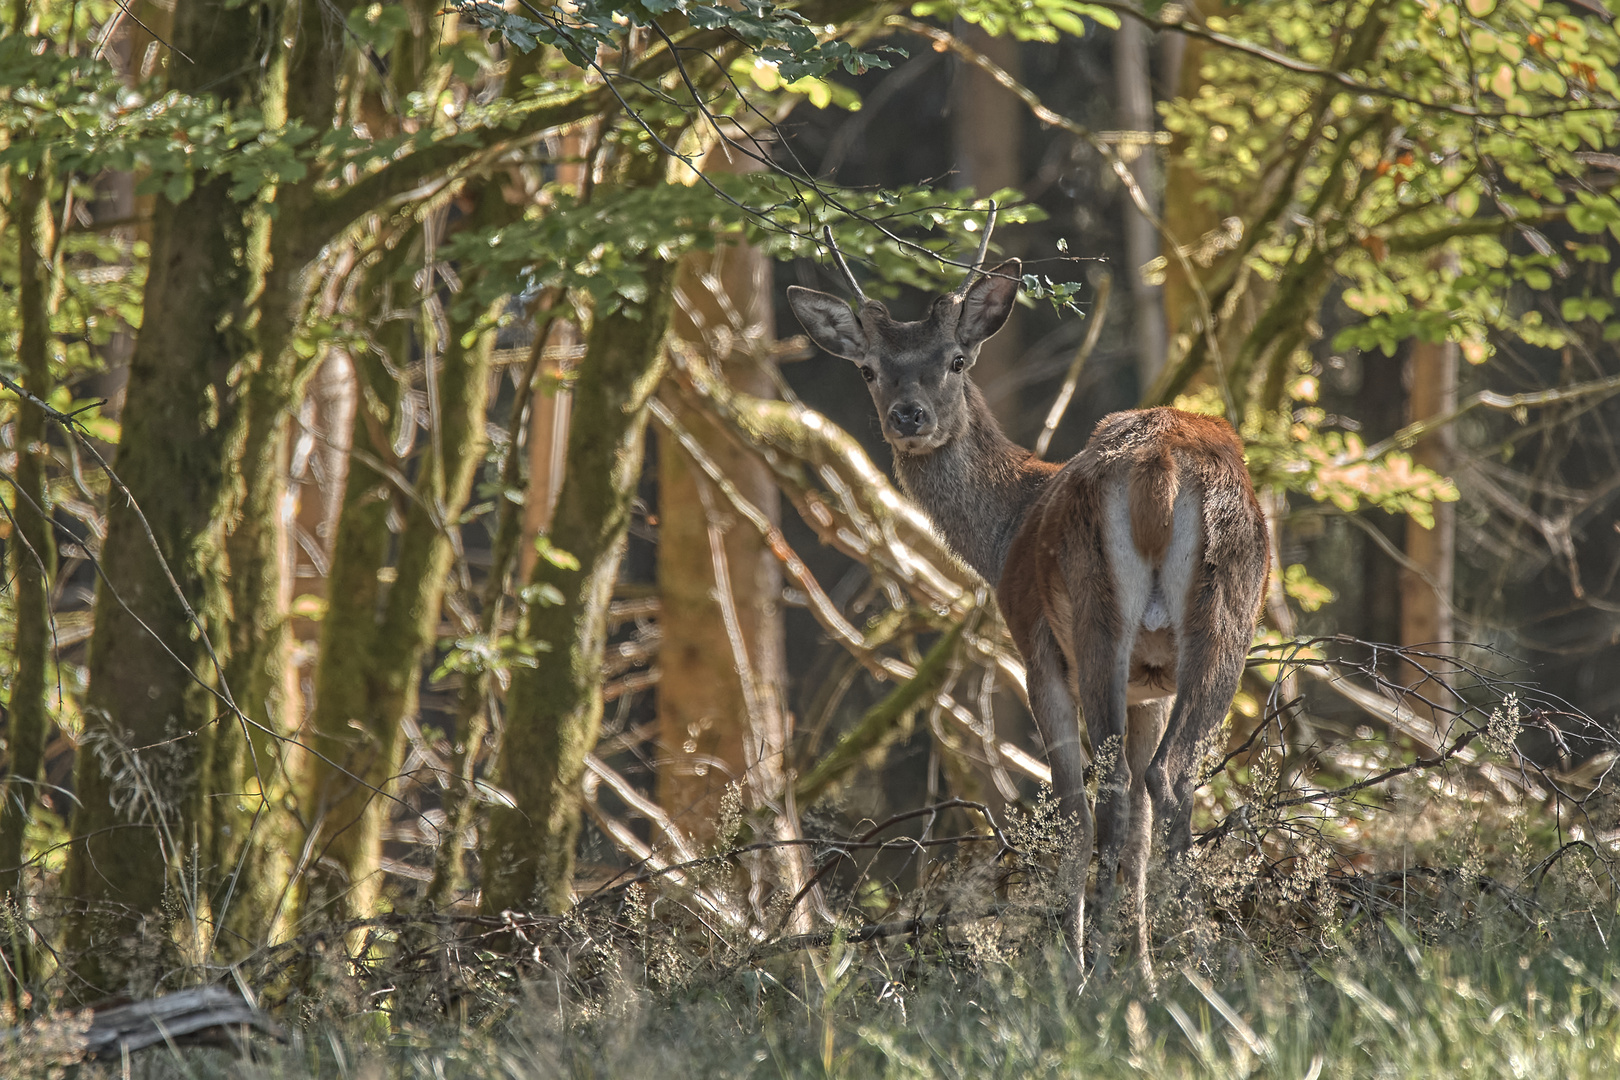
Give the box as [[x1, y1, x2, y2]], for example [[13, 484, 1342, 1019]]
[[787, 212, 1269, 972]]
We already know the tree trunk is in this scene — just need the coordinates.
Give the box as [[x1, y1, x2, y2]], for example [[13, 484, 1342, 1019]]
[[298, 277, 496, 923], [1401, 338, 1457, 695], [0, 171, 57, 907], [656, 145, 786, 842], [206, 0, 347, 951], [1156, 0, 1254, 403], [63, 0, 265, 995], [427, 325, 550, 910], [519, 130, 586, 579], [293, 316, 400, 925], [481, 259, 677, 916], [1113, 19, 1168, 392], [951, 23, 1023, 427]]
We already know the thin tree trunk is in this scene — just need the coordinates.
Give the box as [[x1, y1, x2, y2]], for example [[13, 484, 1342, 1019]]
[[1114, 19, 1167, 391], [294, 313, 401, 925], [1401, 338, 1457, 697], [481, 258, 677, 916], [299, 280, 496, 923], [306, 20, 543, 922], [1157, 0, 1249, 398], [657, 144, 786, 842], [64, 0, 264, 995], [519, 130, 586, 580], [951, 23, 1023, 427], [286, 348, 359, 714], [426, 322, 552, 909], [0, 171, 57, 906]]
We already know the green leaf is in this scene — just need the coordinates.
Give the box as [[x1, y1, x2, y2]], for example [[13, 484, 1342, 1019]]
[[520, 582, 568, 607], [534, 536, 581, 572]]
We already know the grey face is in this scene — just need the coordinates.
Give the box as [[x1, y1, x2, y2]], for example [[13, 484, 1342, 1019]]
[[787, 259, 1021, 456]]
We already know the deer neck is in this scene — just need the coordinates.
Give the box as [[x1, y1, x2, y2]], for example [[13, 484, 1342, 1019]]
[[892, 380, 1058, 586]]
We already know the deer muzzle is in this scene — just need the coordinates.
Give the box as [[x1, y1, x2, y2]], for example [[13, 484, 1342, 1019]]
[[886, 401, 933, 439]]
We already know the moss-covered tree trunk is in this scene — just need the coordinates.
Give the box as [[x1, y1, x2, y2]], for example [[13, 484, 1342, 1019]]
[[0, 171, 57, 905], [63, 0, 265, 995], [427, 319, 554, 909], [297, 272, 496, 924], [204, 0, 348, 952], [481, 259, 677, 915], [1151, 0, 1390, 411]]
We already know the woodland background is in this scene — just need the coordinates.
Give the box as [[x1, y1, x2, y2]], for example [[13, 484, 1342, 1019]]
[[1, 0, 1620, 1072]]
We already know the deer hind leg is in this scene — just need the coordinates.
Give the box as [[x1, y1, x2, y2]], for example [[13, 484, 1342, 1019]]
[[1123, 697, 1169, 970], [1083, 483, 1156, 973], [1147, 566, 1254, 859], [1147, 638, 1246, 859], [1141, 487, 1213, 858], [1024, 619, 1092, 959]]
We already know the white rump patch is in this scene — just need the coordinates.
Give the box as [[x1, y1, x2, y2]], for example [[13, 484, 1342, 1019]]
[[1142, 585, 1171, 632]]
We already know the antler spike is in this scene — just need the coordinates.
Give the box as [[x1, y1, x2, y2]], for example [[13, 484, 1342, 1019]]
[[952, 200, 999, 298], [822, 225, 870, 307]]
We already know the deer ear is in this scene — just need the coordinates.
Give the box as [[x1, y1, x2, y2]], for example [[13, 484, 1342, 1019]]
[[958, 259, 1022, 348], [788, 286, 868, 361]]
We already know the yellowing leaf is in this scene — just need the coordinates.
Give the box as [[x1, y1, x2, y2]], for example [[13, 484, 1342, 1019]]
[[1490, 64, 1515, 97], [1283, 564, 1335, 612]]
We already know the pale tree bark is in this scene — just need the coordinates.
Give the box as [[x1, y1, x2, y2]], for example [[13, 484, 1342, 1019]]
[[481, 255, 678, 916], [522, 322, 580, 573], [951, 23, 1023, 427], [285, 348, 359, 718], [1114, 19, 1168, 390], [520, 130, 587, 579], [657, 140, 787, 843]]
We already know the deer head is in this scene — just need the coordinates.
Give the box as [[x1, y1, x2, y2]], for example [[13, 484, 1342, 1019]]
[[787, 210, 1020, 457]]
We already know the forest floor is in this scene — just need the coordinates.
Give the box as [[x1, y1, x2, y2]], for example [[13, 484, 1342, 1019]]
[[21, 893, 1620, 1080]]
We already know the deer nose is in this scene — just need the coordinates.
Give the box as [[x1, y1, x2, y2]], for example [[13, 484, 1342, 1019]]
[[887, 402, 931, 437]]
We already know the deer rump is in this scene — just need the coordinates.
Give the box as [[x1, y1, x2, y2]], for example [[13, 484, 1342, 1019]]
[[1000, 406, 1267, 784]]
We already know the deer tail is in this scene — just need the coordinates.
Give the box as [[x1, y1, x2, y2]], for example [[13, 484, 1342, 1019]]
[[1129, 447, 1179, 563]]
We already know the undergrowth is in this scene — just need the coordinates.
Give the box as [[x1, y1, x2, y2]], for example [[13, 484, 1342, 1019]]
[[18, 857, 1620, 1079], [9, 641, 1618, 1078], [29, 902, 1620, 1079]]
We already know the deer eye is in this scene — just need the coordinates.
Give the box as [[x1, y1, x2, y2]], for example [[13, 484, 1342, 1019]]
[[950, 355, 967, 374], [860, 366, 875, 383]]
